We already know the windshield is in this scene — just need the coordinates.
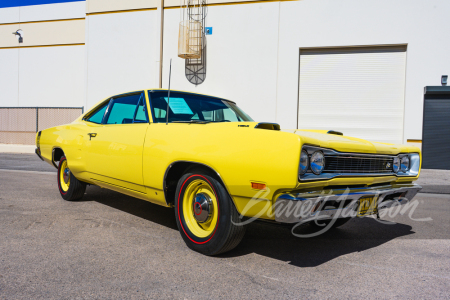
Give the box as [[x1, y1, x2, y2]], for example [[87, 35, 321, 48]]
[[148, 91, 253, 123]]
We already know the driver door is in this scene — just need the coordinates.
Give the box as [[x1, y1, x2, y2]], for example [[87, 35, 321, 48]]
[[84, 92, 149, 193]]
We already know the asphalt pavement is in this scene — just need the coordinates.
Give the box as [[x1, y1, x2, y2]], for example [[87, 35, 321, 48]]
[[0, 154, 449, 299]]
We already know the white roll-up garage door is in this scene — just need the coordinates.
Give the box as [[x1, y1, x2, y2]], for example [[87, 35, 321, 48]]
[[298, 46, 407, 144]]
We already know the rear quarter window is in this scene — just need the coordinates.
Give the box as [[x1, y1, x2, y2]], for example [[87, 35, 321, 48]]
[[105, 94, 142, 124], [86, 102, 108, 124]]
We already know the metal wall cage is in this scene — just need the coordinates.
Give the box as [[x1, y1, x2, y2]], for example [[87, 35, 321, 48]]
[[178, 0, 208, 85], [0, 107, 83, 145], [178, 0, 206, 60]]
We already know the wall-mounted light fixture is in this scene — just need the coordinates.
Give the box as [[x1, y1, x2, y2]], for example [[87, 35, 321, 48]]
[[12, 29, 23, 43], [442, 75, 448, 86]]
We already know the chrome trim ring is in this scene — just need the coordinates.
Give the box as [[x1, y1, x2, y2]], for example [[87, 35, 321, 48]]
[[63, 168, 70, 184], [192, 192, 212, 223]]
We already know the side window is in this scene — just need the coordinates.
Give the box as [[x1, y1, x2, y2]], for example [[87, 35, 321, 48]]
[[105, 94, 143, 124], [202, 109, 239, 122], [222, 109, 240, 121], [86, 101, 109, 124], [134, 94, 149, 123], [154, 108, 166, 119]]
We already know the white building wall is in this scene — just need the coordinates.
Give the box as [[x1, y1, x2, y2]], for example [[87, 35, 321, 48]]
[[162, 2, 280, 122], [276, 0, 450, 142], [1, 0, 448, 144], [0, 1, 86, 108], [85, 10, 159, 108], [0, 7, 20, 24], [0, 49, 19, 106], [19, 1, 86, 22], [18, 46, 85, 107]]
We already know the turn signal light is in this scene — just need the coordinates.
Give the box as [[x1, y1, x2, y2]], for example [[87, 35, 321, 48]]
[[251, 182, 266, 190]]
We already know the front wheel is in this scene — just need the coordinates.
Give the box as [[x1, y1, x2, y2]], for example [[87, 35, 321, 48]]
[[175, 172, 246, 255], [57, 156, 86, 201]]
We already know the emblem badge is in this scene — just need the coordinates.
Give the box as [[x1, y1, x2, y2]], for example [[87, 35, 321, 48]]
[[386, 162, 391, 169]]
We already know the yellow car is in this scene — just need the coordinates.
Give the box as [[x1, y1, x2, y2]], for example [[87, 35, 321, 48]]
[[35, 89, 422, 255]]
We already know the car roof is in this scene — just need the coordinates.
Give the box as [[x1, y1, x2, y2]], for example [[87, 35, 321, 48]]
[[147, 89, 236, 104], [106, 89, 235, 104], [115, 89, 236, 104], [84, 89, 238, 119]]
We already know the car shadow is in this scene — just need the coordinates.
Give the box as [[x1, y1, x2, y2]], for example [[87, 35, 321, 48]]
[[82, 185, 178, 230], [221, 217, 414, 267], [82, 185, 414, 267]]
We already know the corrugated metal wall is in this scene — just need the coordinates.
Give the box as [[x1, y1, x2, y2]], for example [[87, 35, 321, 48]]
[[0, 107, 83, 145], [422, 93, 450, 170]]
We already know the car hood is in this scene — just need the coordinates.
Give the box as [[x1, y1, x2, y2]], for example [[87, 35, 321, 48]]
[[222, 122, 416, 154], [283, 129, 415, 155], [208, 122, 417, 155]]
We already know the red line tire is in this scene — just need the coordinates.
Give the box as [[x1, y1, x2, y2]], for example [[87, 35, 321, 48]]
[[175, 172, 246, 255]]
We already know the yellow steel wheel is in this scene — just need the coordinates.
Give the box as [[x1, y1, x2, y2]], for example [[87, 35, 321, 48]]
[[59, 159, 70, 192], [57, 156, 86, 201], [175, 172, 247, 255], [182, 179, 218, 238]]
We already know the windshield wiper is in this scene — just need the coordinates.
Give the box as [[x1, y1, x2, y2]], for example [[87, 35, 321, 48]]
[[171, 120, 210, 124]]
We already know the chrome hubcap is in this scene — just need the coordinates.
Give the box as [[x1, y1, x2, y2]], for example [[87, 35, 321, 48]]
[[63, 168, 70, 184], [192, 193, 212, 223]]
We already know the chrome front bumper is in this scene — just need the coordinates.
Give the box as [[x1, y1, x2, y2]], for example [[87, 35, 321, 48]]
[[274, 183, 422, 224]]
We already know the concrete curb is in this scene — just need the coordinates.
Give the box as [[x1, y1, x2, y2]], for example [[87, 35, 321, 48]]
[[0, 144, 35, 154], [0, 169, 55, 175], [419, 185, 450, 195]]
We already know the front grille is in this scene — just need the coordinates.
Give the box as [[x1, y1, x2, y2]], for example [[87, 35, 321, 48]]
[[324, 155, 394, 173]]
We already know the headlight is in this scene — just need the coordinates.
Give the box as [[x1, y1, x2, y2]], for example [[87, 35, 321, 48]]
[[393, 156, 400, 173], [401, 156, 410, 172], [299, 150, 309, 176], [310, 151, 325, 175]]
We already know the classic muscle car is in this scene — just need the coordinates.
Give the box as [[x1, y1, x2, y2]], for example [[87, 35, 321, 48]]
[[35, 89, 422, 255]]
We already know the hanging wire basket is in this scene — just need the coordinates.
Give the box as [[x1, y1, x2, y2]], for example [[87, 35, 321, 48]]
[[178, 0, 206, 59]]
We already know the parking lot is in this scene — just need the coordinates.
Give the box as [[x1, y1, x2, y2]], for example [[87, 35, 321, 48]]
[[0, 154, 449, 299]]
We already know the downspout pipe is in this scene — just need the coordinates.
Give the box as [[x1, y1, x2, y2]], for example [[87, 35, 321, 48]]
[[159, 0, 164, 88]]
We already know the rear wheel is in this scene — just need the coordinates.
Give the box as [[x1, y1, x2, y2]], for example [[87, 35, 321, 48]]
[[175, 172, 246, 255], [57, 156, 86, 201]]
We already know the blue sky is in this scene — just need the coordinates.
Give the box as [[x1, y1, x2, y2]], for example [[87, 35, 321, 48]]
[[0, 0, 84, 8]]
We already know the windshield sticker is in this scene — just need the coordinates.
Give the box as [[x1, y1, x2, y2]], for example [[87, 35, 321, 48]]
[[164, 98, 194, 115]]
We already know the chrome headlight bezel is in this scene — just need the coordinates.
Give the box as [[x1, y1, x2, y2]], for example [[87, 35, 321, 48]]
[[397, 153, 420, 176]]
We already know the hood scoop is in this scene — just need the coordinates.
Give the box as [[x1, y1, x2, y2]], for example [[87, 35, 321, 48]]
[[255, 123, 281, 131], [327, 130, 343, 136]]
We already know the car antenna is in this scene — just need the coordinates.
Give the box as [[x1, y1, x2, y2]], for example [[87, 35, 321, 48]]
[[166, 58, 172, 125]]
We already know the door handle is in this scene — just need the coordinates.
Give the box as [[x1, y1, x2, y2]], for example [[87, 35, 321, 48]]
[[88, 133, 97, 140]]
